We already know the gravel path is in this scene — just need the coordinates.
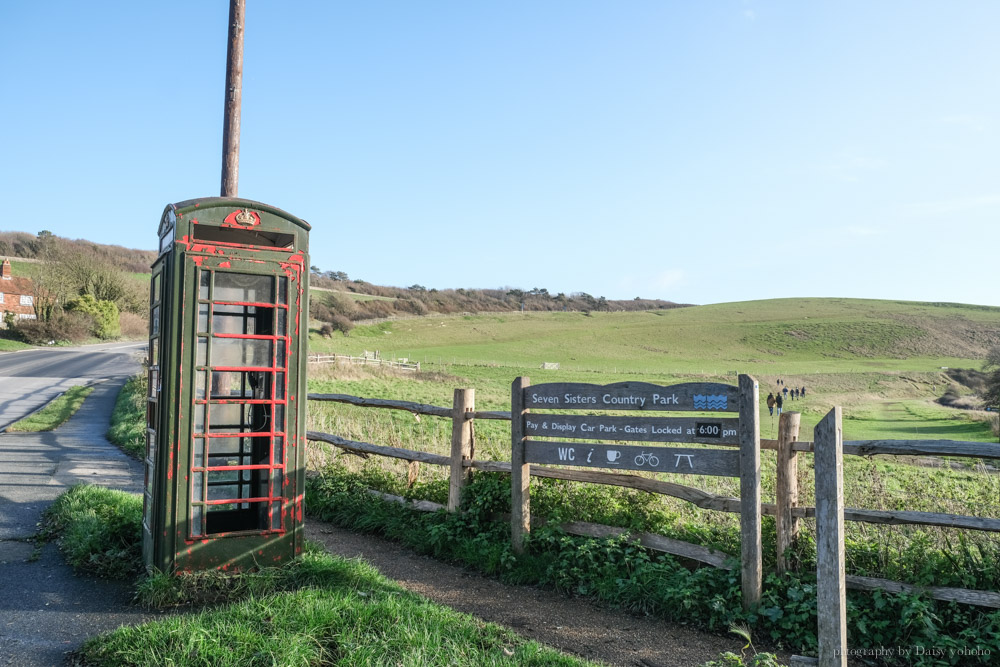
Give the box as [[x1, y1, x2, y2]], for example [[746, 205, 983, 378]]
[[306, 522, 786, 667]]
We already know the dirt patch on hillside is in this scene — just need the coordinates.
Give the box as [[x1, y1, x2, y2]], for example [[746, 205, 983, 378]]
[[306, 522, 792, 667], [885, 314, 1000, 359]]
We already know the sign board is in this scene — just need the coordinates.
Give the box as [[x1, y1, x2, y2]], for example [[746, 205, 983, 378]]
[[524, 415, 740, 445], [524, 381, 739, 413], [524, 441, 740, 477], [519, 382, 742, 478], [510, 375, 762, 610]]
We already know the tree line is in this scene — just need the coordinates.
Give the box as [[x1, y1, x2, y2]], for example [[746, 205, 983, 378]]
[[309, 266, 688, 332], [0, 231, 157, 274]]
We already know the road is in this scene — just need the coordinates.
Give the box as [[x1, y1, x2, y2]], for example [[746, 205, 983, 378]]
[[0, 342, 145, 431], [0, 342, 151, 665]]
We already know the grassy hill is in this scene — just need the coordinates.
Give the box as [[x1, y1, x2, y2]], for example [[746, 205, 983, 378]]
[[303, 299, 1000, 663], [311, 297, 1000, 375], [307, 297, 1000, 444]]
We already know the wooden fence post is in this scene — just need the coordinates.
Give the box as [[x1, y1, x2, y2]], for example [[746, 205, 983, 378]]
[[776, 410, 802, 573], [511, 377, 531, 554], [738, 374, 762, 609], [448, 388, 475, 512], [815, 407, 847, 666]]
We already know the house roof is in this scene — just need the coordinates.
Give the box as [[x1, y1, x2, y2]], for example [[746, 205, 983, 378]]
[[1, 276, 35, 297], [0, 258, 35, 299]]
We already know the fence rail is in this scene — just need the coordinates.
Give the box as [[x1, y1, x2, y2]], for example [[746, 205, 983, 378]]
[[309, 393, 508, 420], [308, 354, 420, 372], [306, 390, 1000, 609], [764, 437, 1000, 460]]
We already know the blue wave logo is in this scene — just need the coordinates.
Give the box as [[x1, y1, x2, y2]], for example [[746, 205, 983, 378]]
[[693, 394, 727, 411]]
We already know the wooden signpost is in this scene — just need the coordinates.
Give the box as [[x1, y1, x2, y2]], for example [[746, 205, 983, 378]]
[[511, 376, 762, 608]]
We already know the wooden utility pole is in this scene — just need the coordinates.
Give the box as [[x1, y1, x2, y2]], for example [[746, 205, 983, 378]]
[[221, 0, 246, 197]]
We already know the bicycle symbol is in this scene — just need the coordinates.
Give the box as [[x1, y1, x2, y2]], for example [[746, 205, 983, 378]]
[[634, 451, 660, 467]]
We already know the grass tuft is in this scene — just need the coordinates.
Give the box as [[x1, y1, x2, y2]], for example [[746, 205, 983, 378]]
[[0, 337, 31, 352], [86, 581, 587, 666], [5, 384, 94, 432], [40, 484, 143, 579], [107, 374, 147, 458]]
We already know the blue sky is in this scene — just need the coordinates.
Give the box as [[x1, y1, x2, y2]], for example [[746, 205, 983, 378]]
[[1, 2, 997, 306]]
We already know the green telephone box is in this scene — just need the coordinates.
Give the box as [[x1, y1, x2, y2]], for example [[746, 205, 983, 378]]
[[144, 197, 310, 572]]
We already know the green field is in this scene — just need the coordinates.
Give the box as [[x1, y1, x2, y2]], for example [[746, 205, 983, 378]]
[[307, 297, 1000, 445], [310, 297, 999, 374], [305, 297, 1000, 589], [305, 297, 1000, 580]]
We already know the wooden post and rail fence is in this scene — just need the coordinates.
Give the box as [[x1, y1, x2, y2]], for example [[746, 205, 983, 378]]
[[306, 375, 1000, 665], [308, 352, 421, 371]]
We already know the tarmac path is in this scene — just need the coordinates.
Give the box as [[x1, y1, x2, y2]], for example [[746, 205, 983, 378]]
[[0, 343, 154, 666], [0, 342, 146, 432]]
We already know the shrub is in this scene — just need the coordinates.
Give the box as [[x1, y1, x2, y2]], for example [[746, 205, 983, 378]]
[[66, 294, 120, 339], [946, 368, 988, 393], [327, 293, 359, 319], [17, 311, 93, 344], [330, 314, 354, 335], [939, 386, 961, 405], [0, 311, 21, 340], [118, 311, 148, 339], [396, 298, 429, 316], [311, 293, 359, 323], [312, 301, 334, 322], [114, 277, 149, 315], [360, 300, 394, 319], [984, 347, 1000, 412]]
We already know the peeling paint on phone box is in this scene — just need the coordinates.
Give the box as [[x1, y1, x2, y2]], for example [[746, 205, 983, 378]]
[[143, 197, 310, 574]]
